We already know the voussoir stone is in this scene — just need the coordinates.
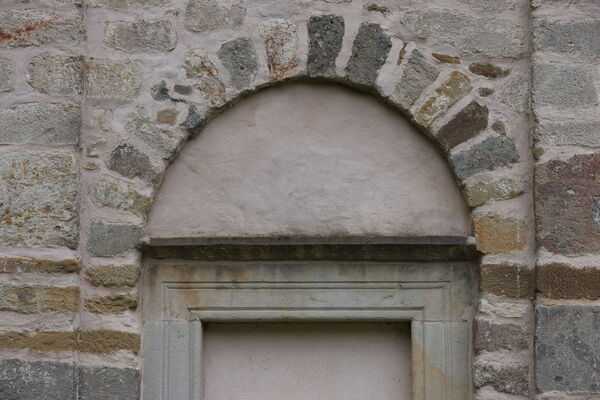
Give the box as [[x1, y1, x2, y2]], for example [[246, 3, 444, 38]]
[[106, 143, 162, 184], [0, 359, 77, 400], [91, 177, 151, 216], [104, 20, 177, 53], [218, 37, 258, 91], [260, 19, 298, 80], [536, 154, 600, 255], [534, 18, 600, 58], [85, 58, 142, 100], [392, 50, 438, 110], [415, 71, 471, 126], [436, 101, 488, 152], [0, 10, 85, 48], [536, 305, 600, 392], [0, 58, 14, 92], [184, 0, 246, 32], [451, 136, 519, 180], [0, 152, 78, 248], [184, 50, 227, 106], [26, 53, 85, 95], [79, 366, 140, 400], [85, 264, 139, 288], [307, 15, 345, 78], [533, 62, 597, 108], [463, 178, 524, 207], [87, 220, 143, 257], [126, 117, 185, 160], [345, 23, 391, 87]]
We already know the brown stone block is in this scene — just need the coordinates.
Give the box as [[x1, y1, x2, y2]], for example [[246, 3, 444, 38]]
[[0, 285, 80, 314], [475, 319, 530, 352], [537, 263, 600, 300], [78, 330, 140, 354], [435, 101, 488, 152], [536, 154, 600, 255], [84, 293, 138, 314], [415, 71, 471, 126], [473, 215, 527, 254], [0, 331, 76, 352], [0, 257, 81, 274], [480, 264, 533, 298], [85, 264, 139, 288]]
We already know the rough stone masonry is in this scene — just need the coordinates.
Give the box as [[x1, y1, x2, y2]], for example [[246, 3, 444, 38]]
[[0, 0, 598, 399]]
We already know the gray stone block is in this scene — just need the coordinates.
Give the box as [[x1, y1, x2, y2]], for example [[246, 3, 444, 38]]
[[0, 359, 76, 400], [536, 120, 600, 148], [0, 10, 84, 48], [536, 305, 600, 392], [87, 220, 143, 257], [106, 143, 162, 184], [0, 103, 81, 145], [307, 15, 345, 78], [104, 20, 177, 53], [534, 19, 600, 57], [533, 62, 597, 108], [392, 50, 438, 110], [78, 366, 140, 400], [218, 37, 258, 91], [26, 53, 85, 95], [85, 59, 142, 100], [345, 23, 392, 87], [91, 178, 151, 216], [474, 359, 530, 395], [0, 58, 14, 93], [184, 0, 245, 32], [451, 136, 519, 180]]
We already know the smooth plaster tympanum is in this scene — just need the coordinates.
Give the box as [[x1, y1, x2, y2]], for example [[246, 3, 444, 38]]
[[147, 83, 470, 238]]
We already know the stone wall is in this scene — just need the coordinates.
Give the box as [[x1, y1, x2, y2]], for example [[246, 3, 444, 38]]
[[0, 0, 595, 399]]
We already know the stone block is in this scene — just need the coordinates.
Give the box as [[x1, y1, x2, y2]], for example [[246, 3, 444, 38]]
[[307, 15, 344, 78], [260, 19, 298, 80], [480, 264, 533, 298], [534, 19, 600, 58], [87, 220, 143, 257], [0, 58, 14, 92], [473, 358, 530, 395], [536, 305, 600, 392], [469, 62, 510, 79], [184, 0, 245, 32], [78, 366, 140, 400], [536, 120, 600, 148], [0, 285, 79, 314], [26, 53, 85, 95], [0, 331, 76, 352], [94, 0, 168, 8], [104, 20, 177, 53], [126, 117, 185, 160], [537, 263, 600, 300], [0, 257, 81, 274], [435, 101, 488, 152], [345, 23, 392, 87], [85, 264, 139, 288], [0, 10, 84, 48], [85, 59, 142, 100], [401, 10, 525, 58], [0, 359, 76, 400], [84, 293, 138, 314], [415, 71, 471, 126], [536, 154, 600, 255], [91, 178, 151, 216], [533, 62, 597, 108], [392, 50, 438, 110], [473, 215, 527, 254], [78, 329, 140, 354], [497, 72, 529, 113], [0, 103, 81, 145], [106, 143, 162, 184], [218, 37, 258, 91], [479, 297, 529, 319], [464, 178, 524, 208], [459, 0, 520, 11], [475, 319, 529, 352], [184, 50, 227, 106], [0, 153, 78, 248], [451, 136, 519, 180]]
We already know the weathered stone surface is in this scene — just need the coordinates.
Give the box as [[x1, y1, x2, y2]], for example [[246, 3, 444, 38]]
[[87, 220, 143, 257], [85, 59, 142, 100], [85, 264, 139, 288], [536, 120, 600, 148], [0, 331, 76, 352], [94, 0, 168, 9], [536, 305, 600, 392], [0, 153, 78, 248], [415, 71, 471, 126], [104, 20, 177, 53], [156, 109, 179, 125], [452, 136, 519, 180], [0, 359, 76, 400], [184, 50, 227, 106], [436, 101, 488, 152], [218, 37, 258, 91], [345, 23, 392, 87], [473, 214, 527, 254], [126, 117, 185, 160], [0, 257, 81, 274], [533, 62, 597, 108], [469, 62, 510, 79], [538, 263, 600, 300], [392, 50, 438, 110], [85, 293, 138, 314], [0, 103, 81, 145], [78, 329, 140, 354], [260, 19, 298, 80], [307, 15, 344, 78], [536, 154, 600, 255], [106, 143, 161, 184], [474, 359, 530, 395], [475, 319, 529, 352], [534, 19, 600, 58], [26, 53, 85, 95], [480, 264, 533, 298], [464, 178, 524, 207], [78, 366, 140, 400], [0, 285, 79, 314], [0, 10, 85, 48], [184, 0, 246, 32], [401, 10, 525, 58], [91, 178, 151, 216], [0, 58, 14, 92]]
